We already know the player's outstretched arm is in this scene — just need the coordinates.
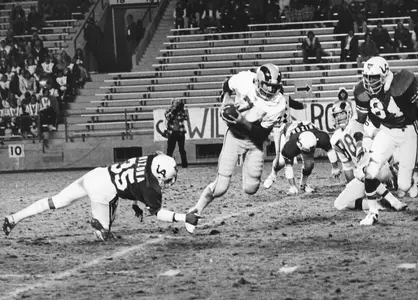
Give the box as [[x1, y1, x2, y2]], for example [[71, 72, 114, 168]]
[[156, 208, 202, 234]]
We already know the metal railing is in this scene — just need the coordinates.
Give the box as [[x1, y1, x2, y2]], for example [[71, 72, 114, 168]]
[[134, 0, 169, 66], [73, 0, 110, 57]]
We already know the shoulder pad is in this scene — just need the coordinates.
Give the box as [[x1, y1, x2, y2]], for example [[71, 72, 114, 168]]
[[389, 70, 415, 97], [353, 81, 369, 102]]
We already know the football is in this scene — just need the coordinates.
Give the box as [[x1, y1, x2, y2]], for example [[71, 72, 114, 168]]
[[222, 104, 239, 119]]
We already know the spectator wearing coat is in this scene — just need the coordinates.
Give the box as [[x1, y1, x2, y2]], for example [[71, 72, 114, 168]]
[[340, 29, 359, 62]]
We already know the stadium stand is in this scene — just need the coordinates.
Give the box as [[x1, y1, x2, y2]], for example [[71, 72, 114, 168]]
[[64, 7, 417, 140], [0, 0, 93, 144]]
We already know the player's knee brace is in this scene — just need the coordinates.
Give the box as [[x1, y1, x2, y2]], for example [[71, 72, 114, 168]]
[[211, 175, 230, 198]]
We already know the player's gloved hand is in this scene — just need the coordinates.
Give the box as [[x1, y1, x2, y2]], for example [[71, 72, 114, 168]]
[[185, 212, 201, 226], [184, 208, 203, 234], [331, 167, 341, 178], [132, 204, 143, 222]]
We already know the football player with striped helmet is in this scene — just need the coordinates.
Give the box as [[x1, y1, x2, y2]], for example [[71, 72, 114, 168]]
[[187, 63, 288, 229]]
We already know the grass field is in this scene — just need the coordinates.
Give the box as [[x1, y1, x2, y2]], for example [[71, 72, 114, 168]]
[[1, 161, 417, 300]]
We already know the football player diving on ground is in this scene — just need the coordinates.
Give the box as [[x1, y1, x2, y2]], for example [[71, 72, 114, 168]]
[[3, 152, 201, 240]]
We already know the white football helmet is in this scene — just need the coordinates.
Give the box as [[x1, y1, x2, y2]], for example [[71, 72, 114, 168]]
[[362, 56, 390, 96], [151, 154, 178, 188], [297, 131, 317, 153], [254, 63, 282, 101], [331, 100, 352, 130]]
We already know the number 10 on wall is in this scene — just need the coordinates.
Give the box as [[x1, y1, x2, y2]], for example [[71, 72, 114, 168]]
[[8, 144, 25, 158]]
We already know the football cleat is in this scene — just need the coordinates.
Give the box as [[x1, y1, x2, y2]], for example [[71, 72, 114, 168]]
[[263, 174, 276, 189], [3, 216, 15, 236], [360, 212, 379, 226], [91, 218, 115, 241], [300, 184, 314, 194], [287, 185, 299, 195]]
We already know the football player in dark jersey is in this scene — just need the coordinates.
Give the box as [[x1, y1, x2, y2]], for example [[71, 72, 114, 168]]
[[351, 56, 418, 225], [278, 121, 340, 194], [3, 152, 200, 240]]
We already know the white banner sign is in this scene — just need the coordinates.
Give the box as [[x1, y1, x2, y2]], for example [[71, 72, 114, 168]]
[[153, 108, 227, 142], [110, 0, 158, 5], [153, 101, 356, 142], [8, 144, 25, 158]]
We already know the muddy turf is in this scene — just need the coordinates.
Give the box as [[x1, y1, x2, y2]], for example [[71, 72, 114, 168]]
[[1, 161, 417, 300]]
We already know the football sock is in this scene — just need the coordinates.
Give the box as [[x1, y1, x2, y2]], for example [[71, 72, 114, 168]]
[[12, 197, 51, 224]]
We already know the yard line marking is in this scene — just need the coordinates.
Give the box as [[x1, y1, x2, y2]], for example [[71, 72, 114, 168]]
[[0, 236, 165, 300]]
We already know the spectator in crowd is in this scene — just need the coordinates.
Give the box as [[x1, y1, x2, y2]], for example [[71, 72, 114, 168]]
[[394, 20, 413, 52], [0, 74, 10, 100], [25, 56, 37, 75], [0, 39, 12, 55], [366, 0, 381, 18], [248, 0, 265, 24], [381, 0, 400, 18], [84, 17, 102, 73], [302, 30, 329, 64], [126, 14, 138, 55], [165, 98, 188, 168], [39, 89, 57, 131], [20, 69, 37, 96], [334, 2, 355, 42], [173, 1, 186, 30], [265, 0, 281, 24], [26, 5, 44, 33], [231, 2, 249, 33], [371, 20, 394, 53], [357, 32, 379, 66], [200, 2, 221, 34], [41, 55, 55, 76], [413, 23, 418, 52], [30, 31, 44, 50], [312, 5, 329, 28], [340, 29, 359, 62], [73, 48, 89, 88], [10, 3, 27, 35], [31, 40, 48, 65]]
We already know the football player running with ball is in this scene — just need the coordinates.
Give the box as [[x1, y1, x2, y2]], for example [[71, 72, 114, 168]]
[[187, 63, 288, 226], [352, 56, 418, 226], [274, 120, 340, 194], [3, 152, 201, 240], [330, 99, 407, 212]]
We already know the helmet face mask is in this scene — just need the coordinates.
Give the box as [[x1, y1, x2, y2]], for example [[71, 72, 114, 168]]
[[331, 100, 352, 129], [362, 57, 389, 96], [255, 63, 282, 101]]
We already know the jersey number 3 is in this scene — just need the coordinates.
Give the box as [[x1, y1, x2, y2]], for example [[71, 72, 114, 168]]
[[110, 158, 136, 191]]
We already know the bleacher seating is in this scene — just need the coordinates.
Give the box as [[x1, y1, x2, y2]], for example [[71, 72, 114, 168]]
[[64, 15, 418, 139]]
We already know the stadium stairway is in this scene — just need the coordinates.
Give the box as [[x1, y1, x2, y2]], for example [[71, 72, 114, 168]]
[[63, 15, 418, 140]]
